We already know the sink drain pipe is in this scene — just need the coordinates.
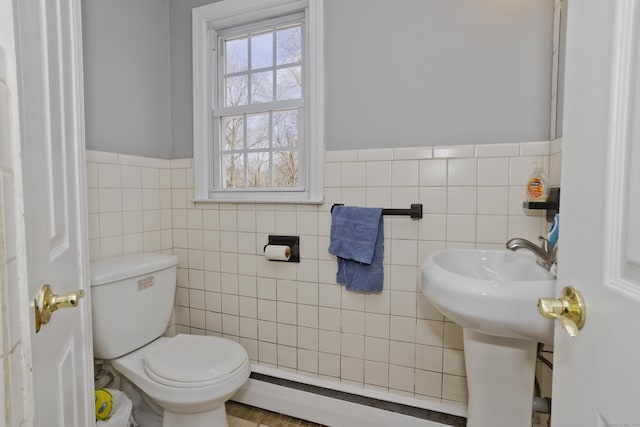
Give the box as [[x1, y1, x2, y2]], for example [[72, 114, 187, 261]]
[[533, 396, 551, 414]]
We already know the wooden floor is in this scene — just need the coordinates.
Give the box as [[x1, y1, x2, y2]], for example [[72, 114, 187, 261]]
[[226, 401, 327, 427]]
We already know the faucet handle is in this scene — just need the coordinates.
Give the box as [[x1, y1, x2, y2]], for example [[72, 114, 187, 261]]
[[538, 236, 552, 252]]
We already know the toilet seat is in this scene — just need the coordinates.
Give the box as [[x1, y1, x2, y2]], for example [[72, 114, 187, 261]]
[[143, 334, 248, 388]]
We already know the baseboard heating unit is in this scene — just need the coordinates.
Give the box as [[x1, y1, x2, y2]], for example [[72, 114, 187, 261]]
[[232, 366, 467, 427]]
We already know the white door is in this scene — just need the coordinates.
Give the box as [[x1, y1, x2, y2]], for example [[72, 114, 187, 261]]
[[552, 0, 640, 425], [13, 0, 94, 425]]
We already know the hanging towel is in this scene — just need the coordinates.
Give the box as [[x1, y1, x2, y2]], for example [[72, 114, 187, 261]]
[[328, 205, 384, 292]]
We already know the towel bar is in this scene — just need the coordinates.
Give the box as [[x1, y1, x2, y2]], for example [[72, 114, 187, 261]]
[[330, 203, 423, 219]]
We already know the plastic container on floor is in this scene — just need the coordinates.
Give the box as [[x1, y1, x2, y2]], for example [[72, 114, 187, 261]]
[[96, 389, 135, 427]]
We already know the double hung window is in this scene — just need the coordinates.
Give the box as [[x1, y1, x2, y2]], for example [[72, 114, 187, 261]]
[[216, 17, 304, 191], [193, 0, 324, 203]]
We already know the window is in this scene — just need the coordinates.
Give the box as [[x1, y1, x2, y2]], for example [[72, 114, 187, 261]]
[[193, 0, 324, 203]]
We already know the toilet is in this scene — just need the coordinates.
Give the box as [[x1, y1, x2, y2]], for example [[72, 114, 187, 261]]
[[90, 253, 250, 427]]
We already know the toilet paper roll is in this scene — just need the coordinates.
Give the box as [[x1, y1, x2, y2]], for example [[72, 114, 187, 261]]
[[264, 244, 291, 261]]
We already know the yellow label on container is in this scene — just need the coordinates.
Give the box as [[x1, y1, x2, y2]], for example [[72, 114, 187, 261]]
[[527, 178, 546, 200]]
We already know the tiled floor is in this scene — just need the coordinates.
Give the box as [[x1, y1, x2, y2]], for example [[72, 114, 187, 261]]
[[226, 401, 327, 427]]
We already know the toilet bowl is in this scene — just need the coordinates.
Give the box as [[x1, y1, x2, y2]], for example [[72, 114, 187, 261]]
[[90, 253, 250, 427], [113, 334, 250, 426]]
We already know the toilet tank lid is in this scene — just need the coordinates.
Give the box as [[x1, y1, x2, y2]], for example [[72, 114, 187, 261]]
[[90, 253, 178, 287]]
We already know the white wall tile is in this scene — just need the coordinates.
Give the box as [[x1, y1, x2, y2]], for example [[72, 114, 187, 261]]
[[122, 211, 143, 234], [442, 374, 468, 403], [141, 167, 160, 189], [364, 360, 389, 388], [392, 160, 419, 186], [477, 187, 509, 215], [122, 189, 142, 212], [341, 333, 364, 358], [99, 212, 123, 237], [474, 142, 519, 158], [388, 364, 414, 392], [419, 159, 447, 186], [121, 166, 142, 188], [86, 162, 99, 188], [477, 157, 509, 186], [365, 336, 390, 363], [357, 148, 393, 161], [325, 150, 357, 163], [389, 265, 418, 292], [98, 164, 121, 188], [390, 340, 415, 367], [298, 348, 319, 373], [433, 145, 474, 159], [87, 150, 118, 164], [446, 215, 476, 242], [390, 291, 417, 318], [85, 145, 557, 407], [341, 356, 364, 383], [118, 154, 147, 167], [324, 163, 341, 188], [520, 140, 550, 156], [447, 158, 477, 186], [415, 344, 443, 372], [447, 187, 476, 214], [419, 187, 446, 214], [87, 188, 99, 213], [443, 323, 464, 350], [390, 187, 418, 209], [476, 215, 508, 244], [443, 348, 466, 376], [415, 369, 443, 398], [390, 316, 416, 343], [366, 161, 392, 187], [394, 147, 432, 160], [318, 353, 340, 377], [364, 313, 389, 339], [341, 162, 366, 187], [99, 188, 122, 212]]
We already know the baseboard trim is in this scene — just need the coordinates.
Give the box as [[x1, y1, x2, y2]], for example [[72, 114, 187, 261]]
[[232, 371, 466, 427]]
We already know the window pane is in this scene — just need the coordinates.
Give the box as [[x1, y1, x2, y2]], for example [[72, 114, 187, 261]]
[[273, 110, 298, 148], [276, 66, 302, 101], [247, 152, 270, 188], [223, 153, 245, 188], [251, 32, 273, 70], [273, 150, 298, 188], [276, 26, 301, 65], [222, 116, 244, 151], [247, 113, 270, 150], [226, 38, 248, 73], [225, 75, 248, 107], [251, 70, 273, 104]]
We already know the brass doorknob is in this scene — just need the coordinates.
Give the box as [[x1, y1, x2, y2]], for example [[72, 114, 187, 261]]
[[538, 286, 585, 337], [34, 284, 85, 333]]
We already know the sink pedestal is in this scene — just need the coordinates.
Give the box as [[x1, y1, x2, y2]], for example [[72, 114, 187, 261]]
[[463, 329, 538, 427]]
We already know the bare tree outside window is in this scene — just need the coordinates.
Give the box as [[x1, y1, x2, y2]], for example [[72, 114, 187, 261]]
[[217, 22, 303, 190]]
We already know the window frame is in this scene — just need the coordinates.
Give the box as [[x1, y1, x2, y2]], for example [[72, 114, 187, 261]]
[[193, 0, 324, 204]]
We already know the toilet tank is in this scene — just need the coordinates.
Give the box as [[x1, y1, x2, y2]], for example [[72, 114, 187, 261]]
[[90, 253, 178, 360]]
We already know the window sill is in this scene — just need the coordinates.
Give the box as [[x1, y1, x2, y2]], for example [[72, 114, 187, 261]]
[[192, 196, 324, 205]]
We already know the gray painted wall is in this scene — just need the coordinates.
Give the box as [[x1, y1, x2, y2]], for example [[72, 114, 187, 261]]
[[169, 0, 220, 159], [324, 0, 553, 150], [83, 0, 553, 158], [82, 0, 173, 159]]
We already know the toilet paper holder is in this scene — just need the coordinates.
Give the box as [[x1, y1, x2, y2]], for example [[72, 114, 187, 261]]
[[264, 235, 300, 262]]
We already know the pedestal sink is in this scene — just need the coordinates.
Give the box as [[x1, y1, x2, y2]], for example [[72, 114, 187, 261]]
[[421, 249, 556, 427]]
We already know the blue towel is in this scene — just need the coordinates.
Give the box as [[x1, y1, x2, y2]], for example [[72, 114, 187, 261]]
[[328, 206, 384, 292]]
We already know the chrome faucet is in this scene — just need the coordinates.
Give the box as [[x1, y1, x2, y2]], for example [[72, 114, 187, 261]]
[[506, 236, 557, 270]]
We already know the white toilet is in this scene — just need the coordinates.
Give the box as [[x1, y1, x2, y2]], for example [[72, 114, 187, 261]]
[[90, 253, 250, 427]]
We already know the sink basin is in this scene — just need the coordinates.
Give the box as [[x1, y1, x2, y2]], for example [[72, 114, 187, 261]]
[[421, 249, 556, 344], [420, 249, 557, 427]]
